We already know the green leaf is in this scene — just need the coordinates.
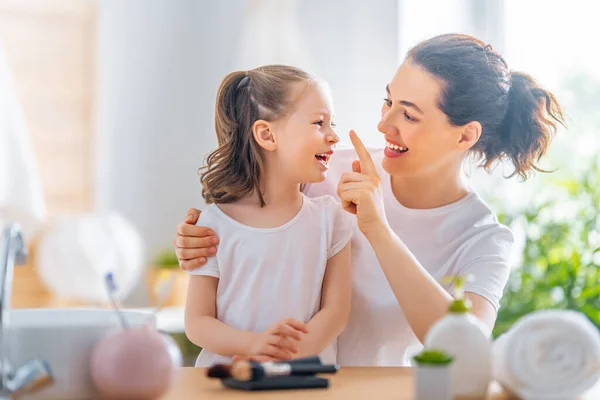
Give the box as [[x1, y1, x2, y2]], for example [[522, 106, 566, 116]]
[[579, 284, 600, 300], [580, 304, 600, 327], [413, 349, 454, 365]]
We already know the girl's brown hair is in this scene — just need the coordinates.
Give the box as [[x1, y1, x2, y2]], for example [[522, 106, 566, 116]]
[[200, 65, 314, 206], [407, 34, 566, 179]]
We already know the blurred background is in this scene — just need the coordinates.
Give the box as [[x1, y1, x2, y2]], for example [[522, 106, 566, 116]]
[[1, 0, 599, 362]]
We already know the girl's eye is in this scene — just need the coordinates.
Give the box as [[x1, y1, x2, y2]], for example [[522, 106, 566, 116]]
[[383, 98, 392, 107], [313, 120, 324, 126], [331, 121, 337, 128]]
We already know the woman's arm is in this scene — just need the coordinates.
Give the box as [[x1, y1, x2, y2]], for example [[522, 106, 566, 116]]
[[185, 276, 308, 359], [296, 242, 352, 357], [338, 131, 497, 343], [366, 226, 497, 342], [465, 293, 498, 331]]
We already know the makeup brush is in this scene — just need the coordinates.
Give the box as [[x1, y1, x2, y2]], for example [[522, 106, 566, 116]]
[[280, 356, 322, 365], [207, 364, 233, 379], [206, 356, 322, 379], [206, 356, 325, 379], [231, 360, 338, 381]]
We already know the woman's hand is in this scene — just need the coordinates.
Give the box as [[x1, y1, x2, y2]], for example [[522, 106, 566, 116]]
[[337, 130, 390, 240], [173, 208, 220, 270]]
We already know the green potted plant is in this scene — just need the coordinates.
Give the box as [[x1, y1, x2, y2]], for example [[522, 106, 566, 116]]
[[413, 349, 453, 400]]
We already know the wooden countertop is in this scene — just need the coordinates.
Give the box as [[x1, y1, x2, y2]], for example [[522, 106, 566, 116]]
[[155, 367, 544, 399], [160, 367, 600, 399]]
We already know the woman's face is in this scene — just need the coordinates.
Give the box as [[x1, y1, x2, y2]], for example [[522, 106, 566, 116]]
[[379, 61, 468, 178]]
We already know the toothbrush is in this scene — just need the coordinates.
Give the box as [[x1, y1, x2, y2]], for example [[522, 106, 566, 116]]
[[104, 272, 129, 329]]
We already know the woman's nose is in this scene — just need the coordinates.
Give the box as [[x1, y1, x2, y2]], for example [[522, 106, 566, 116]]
[[378, 118, 390, 135], [378, 111, 397, 135]]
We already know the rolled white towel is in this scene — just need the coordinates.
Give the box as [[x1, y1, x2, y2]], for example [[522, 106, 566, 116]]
[[492, 310, 600, 400]]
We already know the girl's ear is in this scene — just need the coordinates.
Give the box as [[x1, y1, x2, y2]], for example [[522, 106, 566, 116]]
[[253, 120, 277, 151]]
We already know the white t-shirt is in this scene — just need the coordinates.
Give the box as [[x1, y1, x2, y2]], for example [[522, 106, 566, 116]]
[[304, 146, 514, 366], [187, 194, 353, 367]]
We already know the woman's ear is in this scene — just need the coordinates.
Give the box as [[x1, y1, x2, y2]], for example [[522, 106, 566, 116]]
[[253, 120, 277, 151], [458, 121, 482, 151]]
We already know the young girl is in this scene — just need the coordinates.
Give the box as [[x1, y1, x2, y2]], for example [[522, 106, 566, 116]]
[[184, 65, 353, 367]]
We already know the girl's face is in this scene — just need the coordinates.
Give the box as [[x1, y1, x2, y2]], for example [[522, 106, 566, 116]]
[[268, 81, 340, 184], [378, 62, 468, 178]]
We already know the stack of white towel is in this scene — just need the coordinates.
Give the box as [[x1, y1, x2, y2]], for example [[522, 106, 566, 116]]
[[493, 310, 600, 400]]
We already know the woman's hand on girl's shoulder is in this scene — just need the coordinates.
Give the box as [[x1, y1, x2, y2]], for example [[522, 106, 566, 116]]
[[173, 208, 220, 270]]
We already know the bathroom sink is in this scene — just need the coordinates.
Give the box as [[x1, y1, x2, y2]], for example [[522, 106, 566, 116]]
[[5, 308, 154, 399]]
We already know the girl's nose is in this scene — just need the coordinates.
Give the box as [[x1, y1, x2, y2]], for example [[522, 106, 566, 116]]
[[327, 130, 340, 144]]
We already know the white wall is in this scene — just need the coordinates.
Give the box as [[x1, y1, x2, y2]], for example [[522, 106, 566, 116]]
[[297, 0, 399, 146], [398, 0, 505, 57], [96, 0, 398, 264], [96, 0, 244, 258]]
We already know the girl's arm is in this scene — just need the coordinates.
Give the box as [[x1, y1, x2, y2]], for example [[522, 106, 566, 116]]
[[296, 241, 352, 357], [184, 276, 308, 359]]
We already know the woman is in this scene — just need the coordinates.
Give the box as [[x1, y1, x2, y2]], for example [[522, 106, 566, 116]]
[[173, 34, 564, 366]]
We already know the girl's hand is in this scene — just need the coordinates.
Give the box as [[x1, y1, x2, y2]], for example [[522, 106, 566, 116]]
[[337, 130, 390, 240], [248, 318, 309, 361]]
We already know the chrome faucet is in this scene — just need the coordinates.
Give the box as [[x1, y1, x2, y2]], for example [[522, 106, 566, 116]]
[[0, 223, 53, 399]]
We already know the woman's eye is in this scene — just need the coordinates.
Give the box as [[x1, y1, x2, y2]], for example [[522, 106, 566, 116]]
[[383, 98, 392, 107], [313, 120, 324, 126], [404, 111, 416, 122], [331, 121, 337, 128]]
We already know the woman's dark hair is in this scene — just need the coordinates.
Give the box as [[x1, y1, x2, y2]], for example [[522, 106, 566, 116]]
[[407, 33, 565, 179], [200, 65, 314, 206]]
